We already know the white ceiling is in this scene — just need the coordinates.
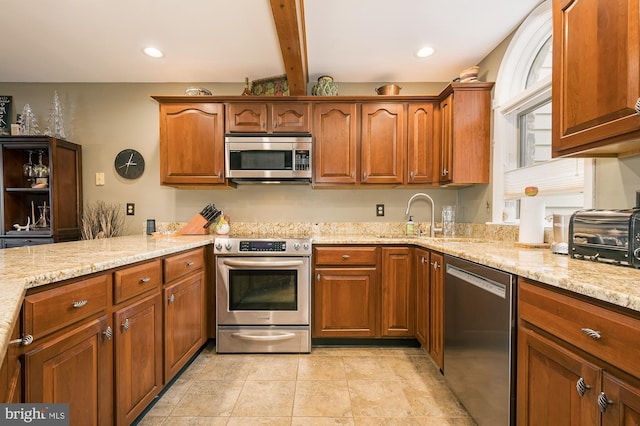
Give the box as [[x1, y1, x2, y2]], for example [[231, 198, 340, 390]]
[[0, 0, 542, 84]]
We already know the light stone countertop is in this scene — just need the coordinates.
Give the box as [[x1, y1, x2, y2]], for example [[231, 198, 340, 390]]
[[1, 231, 640, 366]]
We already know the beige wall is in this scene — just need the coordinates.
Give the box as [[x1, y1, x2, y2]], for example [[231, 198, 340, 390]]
[[0, 81, 464, 235]]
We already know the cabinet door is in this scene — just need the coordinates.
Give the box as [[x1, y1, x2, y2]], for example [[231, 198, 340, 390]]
[[313, 103, 359, 185], [226, 103, 268, 132], [361, 103, 405, 184], [438, 95, 453, 184], [272, 102, 311, 132], [429, 252, 444, 369], [159, 103, 225, 185], [381, 247, 414, 337], [517, 327, 601, 426], [114, 292, 162, 426], [552, 0, 640, 156], [414, 249, 430, 349], [407, 103, 435, 184], [23, 316, 113, 426], [0, 322, 22, 403], [164, 271, 205, 381], [313, 267, 378, 337], [601, 372, 640, 425]]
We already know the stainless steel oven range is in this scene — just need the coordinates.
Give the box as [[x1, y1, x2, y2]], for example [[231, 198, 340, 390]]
[[214, 237, 312, 353]]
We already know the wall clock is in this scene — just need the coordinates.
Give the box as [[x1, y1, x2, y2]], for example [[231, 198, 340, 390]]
[[114, 149, 145, 179]]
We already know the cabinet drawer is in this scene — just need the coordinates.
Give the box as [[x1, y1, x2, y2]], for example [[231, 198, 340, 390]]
[[24, 274, 109, 340], [314, 246, 379, 266], [164, 247, 205, 283], [113, 260, 161, 304], [519, 279, 640, 377]]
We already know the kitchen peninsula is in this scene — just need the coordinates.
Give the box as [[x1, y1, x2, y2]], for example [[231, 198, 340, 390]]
[[1, 227, 640, 424]]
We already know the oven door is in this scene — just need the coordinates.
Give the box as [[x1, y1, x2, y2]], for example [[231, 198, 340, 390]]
[[216, 256, 310, 326]]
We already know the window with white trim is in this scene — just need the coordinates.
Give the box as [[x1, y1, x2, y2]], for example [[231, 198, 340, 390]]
[[492, 0, 593, 224]]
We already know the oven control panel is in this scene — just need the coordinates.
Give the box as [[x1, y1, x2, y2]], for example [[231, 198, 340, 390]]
[[214, 238, 312, 255]]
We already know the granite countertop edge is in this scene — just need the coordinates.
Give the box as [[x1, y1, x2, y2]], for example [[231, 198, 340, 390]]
[[1, 233, 639, 365]]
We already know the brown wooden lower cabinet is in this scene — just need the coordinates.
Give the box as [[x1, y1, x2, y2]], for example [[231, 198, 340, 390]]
[[23, 315, 113, 426], [414, 248, 430, 349], [114, 292, 163, 425], [163, 270, 206, 381], [518, 278, 640, 425], [428, 252, 444, 369], [0, 320, 22, 403], [381, 247, 414, 337]]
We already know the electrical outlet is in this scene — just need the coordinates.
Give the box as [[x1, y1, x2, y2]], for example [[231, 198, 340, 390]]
[[376, 204, 385, 217], [126, 203, 135, 216], [95, 172, 105, 186]]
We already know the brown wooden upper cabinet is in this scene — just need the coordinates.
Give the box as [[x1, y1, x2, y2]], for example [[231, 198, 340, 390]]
[[313, 103, 359, 185], [156, 101, 226, 187], [437, 83, 493, 186], [407, 103, 435, 184], [552, 0, 640, 157], [226, 102, 311, 133], [361, 103, 405, 185]]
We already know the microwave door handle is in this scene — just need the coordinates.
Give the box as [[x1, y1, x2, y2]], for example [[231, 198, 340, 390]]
[[221, 259, 305, 268]]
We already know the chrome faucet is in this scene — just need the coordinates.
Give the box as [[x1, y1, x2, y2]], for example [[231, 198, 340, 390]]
[[405, 193, 442, 237]]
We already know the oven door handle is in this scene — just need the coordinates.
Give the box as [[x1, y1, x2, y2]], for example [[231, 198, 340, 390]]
[[221, 259, 304, 268], [231, 332, 296, 342]]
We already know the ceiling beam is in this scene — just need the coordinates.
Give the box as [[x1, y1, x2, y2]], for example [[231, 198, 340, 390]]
[[269, 0, 308, 95]]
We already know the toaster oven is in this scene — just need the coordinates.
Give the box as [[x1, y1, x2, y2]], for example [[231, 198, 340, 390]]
[[569, 209, 640, 268]]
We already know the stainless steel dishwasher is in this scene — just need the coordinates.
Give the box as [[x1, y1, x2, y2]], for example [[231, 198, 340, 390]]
[[443, 255, 516, 426]]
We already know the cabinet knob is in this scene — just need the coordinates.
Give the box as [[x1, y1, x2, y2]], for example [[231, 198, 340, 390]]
[[72, 300, 88, 308], [432, 261, 440, 270], [580, 327, 601, 340], [421, 256, 427, 264], [598, 392, 613, 413], [10, 335, 33, 346], [410, 171, 414, 180], [363, 172, 367, 180], [351, 172, 355, 178], [316, 273, 320, 282], [442, 169, 449, 176], [102, 326, 113, 341], [576, 377, 591, 397], [186, 261, 195, 267], [122, 318, 130, 331], [342, 254, 351, 260], [168, 294, 175, 304], [139, 277, 151, 284]]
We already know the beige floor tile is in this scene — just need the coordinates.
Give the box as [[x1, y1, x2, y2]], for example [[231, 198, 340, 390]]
[[348, 380, 414, 417], [226, 417, 292, 425], [245, 355, 300, 380], [293, 380, 352, 417], [343, 356, 398, 380], [197, 355, 254, 381], [354, 417, 423, 426], [292, 417, 355, 425], [232, 380, 296, 417], [297, 356, 346, 380], [162, 417, 228, 425], [170, 380, 244, 417]]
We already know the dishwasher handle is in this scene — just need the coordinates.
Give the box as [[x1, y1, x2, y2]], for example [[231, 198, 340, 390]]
[[446, 263, 507, 299]]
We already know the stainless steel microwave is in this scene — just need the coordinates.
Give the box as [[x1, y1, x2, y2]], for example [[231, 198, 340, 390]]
[[224, 134, 312, 182]]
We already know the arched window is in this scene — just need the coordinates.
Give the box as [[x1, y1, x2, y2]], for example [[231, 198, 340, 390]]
[[491, 0, 593, 224]]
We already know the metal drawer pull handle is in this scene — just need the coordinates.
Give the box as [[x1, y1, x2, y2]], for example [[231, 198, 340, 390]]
[[10, 335, 33, 346], [581, 328, 601, 340], [102, 326, 113, 340], [186, 261, 195, 266], [576, 377, 591, 397], [122, 318, 130, 331], [635, 97, 640, 114], [231, 332, 296, 342], [316, 273, 321, 281], [72, 300, 88, 308], [139, 277, 151, 283], [168, 294, 175, 304], [342, 254, 350, 260], [598, 392, 613, 413]]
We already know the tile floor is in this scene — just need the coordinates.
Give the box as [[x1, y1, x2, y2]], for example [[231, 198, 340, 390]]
[[136, 342, 475, 425]]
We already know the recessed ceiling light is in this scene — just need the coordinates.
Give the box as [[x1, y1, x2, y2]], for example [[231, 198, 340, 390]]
[[416, 46, 435, 58], [143, 47, 164, 58]]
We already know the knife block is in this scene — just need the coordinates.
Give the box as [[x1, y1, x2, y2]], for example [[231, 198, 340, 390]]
[[179, 213, 209, 235]]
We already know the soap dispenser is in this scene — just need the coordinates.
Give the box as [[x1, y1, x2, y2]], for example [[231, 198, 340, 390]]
[[406, 216, 414, 236]]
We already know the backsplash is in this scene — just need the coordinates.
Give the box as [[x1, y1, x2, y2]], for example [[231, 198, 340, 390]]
[[148, 221, 551, 242]]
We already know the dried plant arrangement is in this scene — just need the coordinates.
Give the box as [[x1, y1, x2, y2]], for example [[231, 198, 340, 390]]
[[81, 201, 125, 239]]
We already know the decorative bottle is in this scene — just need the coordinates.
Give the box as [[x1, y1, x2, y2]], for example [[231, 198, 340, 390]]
[[241, 77, 253, 96]]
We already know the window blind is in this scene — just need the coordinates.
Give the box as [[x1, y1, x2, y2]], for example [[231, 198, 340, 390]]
[[504, 158, 584, 199]]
